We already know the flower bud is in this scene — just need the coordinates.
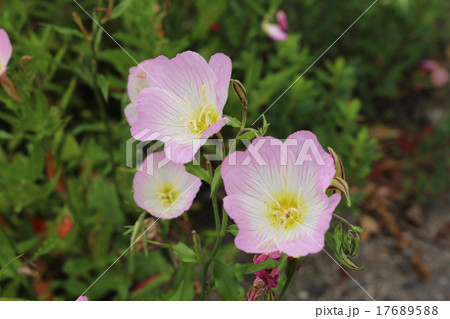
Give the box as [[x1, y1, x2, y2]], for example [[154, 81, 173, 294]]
[[276, 10, 289, 31], [327, 147, 345, 180], [192, 230, 204, 264], [230, 79, 247, 103], [328, 176, 351, 207]]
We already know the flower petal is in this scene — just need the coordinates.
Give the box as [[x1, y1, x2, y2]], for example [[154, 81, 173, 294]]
[[127, 59, 153, 104], [263, 23, 287, 42], [124, 103, 138, 126], [209, 53, 232, 111], [222, 136, 288, 198], [286, 130, 335, 191], [146, 51, 218, 114], [0, 29, 12, 76], [200, 117, 229, 139]]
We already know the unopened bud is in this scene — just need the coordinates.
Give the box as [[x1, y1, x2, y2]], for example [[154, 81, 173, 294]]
[[192, 230, 204, 265], [72, 12, 92, 41], [231, 79, 247, 103], [327, 147, 345, 180]]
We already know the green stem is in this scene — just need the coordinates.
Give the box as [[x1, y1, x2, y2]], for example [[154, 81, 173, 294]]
[[239, 100, 248, 132], [333, 213, 353, 229], [277, 258, 303, 301], [200, 183, 230, 300], [89, 26, 125, 214]]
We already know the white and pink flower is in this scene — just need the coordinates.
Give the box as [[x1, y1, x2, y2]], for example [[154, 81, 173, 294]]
[[124, 59, 153, 125], [221, 131, 341, 257], [262, 21, 287, 42], [130, 51, 232, 164], [421, 59, 449, 88], [133, 151, 201, 219], [0, 29, 12, 77]]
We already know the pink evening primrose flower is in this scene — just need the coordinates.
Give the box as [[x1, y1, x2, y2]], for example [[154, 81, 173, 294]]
[[221, 131, 341, 258], [130, 51, 232, 164], [124, 59, 153, 125], [262, 21, 287, 42], [133, 151, 201, 219], [421, 59, 449, 87], [276, 10, 289, 31], [76, 296, 88, 301], [0, 29, 13, 77]]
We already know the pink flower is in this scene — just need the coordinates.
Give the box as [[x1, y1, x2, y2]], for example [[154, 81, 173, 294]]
[[222, 131, 341, 257], [421, 59, 449, 87], [276, 10, 289, 31], [262, 21, 287, 42], [421, 59, 437, 71], [430, 67, 449, 87], [76, 296, 88, 301], [0, 29, 12, 77], [133, 151, 201, 219], [124, 60, 152, 125], [130, 51, 232, 164]]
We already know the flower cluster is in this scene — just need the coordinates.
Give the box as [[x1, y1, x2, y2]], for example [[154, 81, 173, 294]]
[[125, 50, 342, 262]]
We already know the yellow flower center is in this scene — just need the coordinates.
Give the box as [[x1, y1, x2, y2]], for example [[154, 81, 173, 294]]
[[267, 190, 307, 230], [178, 84, 220, 135], [156, 183, 179, 206]]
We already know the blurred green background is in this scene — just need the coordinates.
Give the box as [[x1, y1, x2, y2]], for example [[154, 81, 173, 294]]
[[0, 0, 449, 300]]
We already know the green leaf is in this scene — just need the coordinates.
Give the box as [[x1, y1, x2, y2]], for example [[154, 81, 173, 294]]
[[44, 24, 84, 38], [146, 240, 169, 248], [130, 213, 146, 252], [213, 258, 245, 300], [32, 238, 59, 261], [235, 255, 287, 275], [165, 262, 195, 300], [237, 131, 258, 141], [110, 0, 134, 20], [98, 74, 109, 101], [61, 134, 81, 162], [0, 254, 23, 278], [351, 225, 365, 233], [226, 224, 238, 236], [210, 165, 223, 198], [340, 254, 365, 271], [184, 162, 210, 183], [224, 115, 241, 128], [172, 242, 197, 263]]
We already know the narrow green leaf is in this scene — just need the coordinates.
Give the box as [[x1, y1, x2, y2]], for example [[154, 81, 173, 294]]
[[226, 224, 238, 236], [172, 242, 197, 263], [185, 162, 211, 183], [235, 255, 287, 275], [224, 115, 241, 128]]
